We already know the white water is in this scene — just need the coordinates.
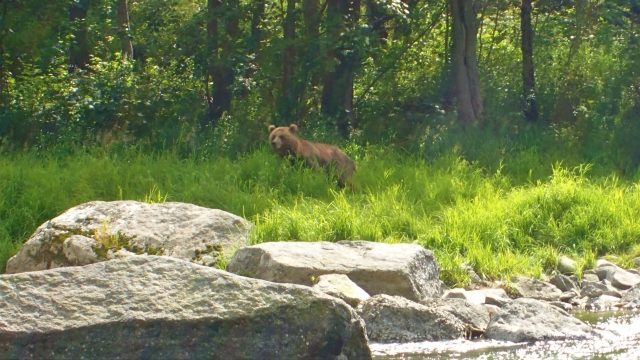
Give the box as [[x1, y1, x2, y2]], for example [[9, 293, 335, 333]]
[[371, 311, 640, 359]]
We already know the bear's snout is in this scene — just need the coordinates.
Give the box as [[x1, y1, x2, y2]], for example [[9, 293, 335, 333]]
[[271, 136, 282, 149]]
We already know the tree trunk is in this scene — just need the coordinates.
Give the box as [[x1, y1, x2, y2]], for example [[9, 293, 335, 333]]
[[204, 0, 237, 127], [321, 0, 360, 139], [278, 0, 297, 121], [116, 0, 134, 61], [250, 0, 265, 51], [551, 0, 588, 123], [521, 0, 538, 121], [69, 0, 91, 72], [448, 0, 483, 124], [0, 0, 8, 107]]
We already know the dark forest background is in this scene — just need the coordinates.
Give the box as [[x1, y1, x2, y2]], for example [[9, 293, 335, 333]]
[[0, 0, 639, 173]]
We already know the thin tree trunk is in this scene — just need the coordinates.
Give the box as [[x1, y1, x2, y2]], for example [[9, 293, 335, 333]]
[[0, 0, 8, 107], [116, 0, 134, 61], [321, 0, 360, 139], [250, 0, 266, 51], [205, 0, 236, 127], [366, 0, 389, 42], [521, 0, 538, 121], [448, 0, 483, 124], [279, 0, 297, 121], [69, 0, 90, 72], [295, 0, 321, 118]]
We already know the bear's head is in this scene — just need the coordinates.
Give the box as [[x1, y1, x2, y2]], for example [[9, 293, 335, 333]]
[[268, 124, 299, 155]]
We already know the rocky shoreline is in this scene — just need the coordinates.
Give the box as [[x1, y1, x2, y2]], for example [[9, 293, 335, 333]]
[[2, 201, 639, 359]]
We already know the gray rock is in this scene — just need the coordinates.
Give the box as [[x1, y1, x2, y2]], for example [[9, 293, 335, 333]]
[[557, 256, 578, 275], [550, 273, 580, 292], [582, 272, 600, 283], [5, 201, 251, 273], [62, 235, 99, 266], [549, 301, 573, 312], [584, 295, 622, 311], [620, 284, 640, 309], [443, 288, 510, 307], [596, 259, 616, 268], [443, 288, 484, 304], [511, 276, 562, 302], [425, 297, 490, 334], [228, 241, 441, 301], [581, 281, 608, 298], [633, 257, 640, 268], [358, 294, 465, 343], [594, 262, 640, 290], [313, 274, 370, 307], [559, 290, 580, 303], [485, 298, 596, 342], [0, 256, 371, 359]]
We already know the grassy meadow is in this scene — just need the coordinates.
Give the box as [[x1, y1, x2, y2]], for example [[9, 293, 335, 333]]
[[1, 144, 640, 286]]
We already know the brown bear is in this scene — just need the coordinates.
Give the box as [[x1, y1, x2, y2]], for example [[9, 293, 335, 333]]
[[268, 124, 356, 187]]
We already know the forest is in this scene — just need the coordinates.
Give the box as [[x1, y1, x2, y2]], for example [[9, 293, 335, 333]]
[[1, 0, 639, 285]]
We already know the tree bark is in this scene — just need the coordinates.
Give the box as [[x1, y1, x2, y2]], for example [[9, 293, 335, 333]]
[[69, 0, 91, 72], [521, 0, 538, 121], [278, 0, 298, 121], [0, 0, 8, 107], [204, 0, 237, 127], [321, 0, 360, 139], [448, 0, 483, 124], [249, 0, 266, 51], [116, 0, 134, 61]]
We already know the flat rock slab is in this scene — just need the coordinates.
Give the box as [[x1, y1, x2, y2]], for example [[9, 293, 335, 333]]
[[485, 298, 596, 342], [227, 241, 441, 301], [511, 276, 562, 302], [6, 201, 251, 273], [0, 256, 371, 359], [358, 294, 465, 343]]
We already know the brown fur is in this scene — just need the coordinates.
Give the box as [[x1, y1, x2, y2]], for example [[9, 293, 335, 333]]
[[268, 124, 356, 187]]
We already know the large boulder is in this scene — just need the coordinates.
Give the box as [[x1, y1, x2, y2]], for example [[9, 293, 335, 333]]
[[227, 241, 441, 301], [0, 256, 371, 359], [485, 298, 596, 342], [358, 295, 465, 343], [5, 201, 251, 273]]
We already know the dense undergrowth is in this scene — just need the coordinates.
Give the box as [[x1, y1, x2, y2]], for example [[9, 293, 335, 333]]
[[2, 144, 639, 287]]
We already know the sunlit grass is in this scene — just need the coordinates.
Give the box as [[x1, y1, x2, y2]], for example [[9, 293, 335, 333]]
[[1, 146, 639, 287]]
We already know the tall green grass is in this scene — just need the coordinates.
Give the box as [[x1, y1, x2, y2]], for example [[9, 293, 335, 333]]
[[1, 146, 639, 286]]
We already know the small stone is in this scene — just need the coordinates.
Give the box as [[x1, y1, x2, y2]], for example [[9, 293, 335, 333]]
[[557, 256, 578, 275], [313, 274, 370, 307], [582, 272, 600, 283]]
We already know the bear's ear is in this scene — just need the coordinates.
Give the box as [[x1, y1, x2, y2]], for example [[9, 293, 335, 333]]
[[268, 125, 276, 134], [289, 124, 298, 133]]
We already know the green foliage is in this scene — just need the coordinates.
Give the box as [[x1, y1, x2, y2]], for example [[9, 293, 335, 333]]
[[5, 146, 639, 287], [2, 0, 640, 286]]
